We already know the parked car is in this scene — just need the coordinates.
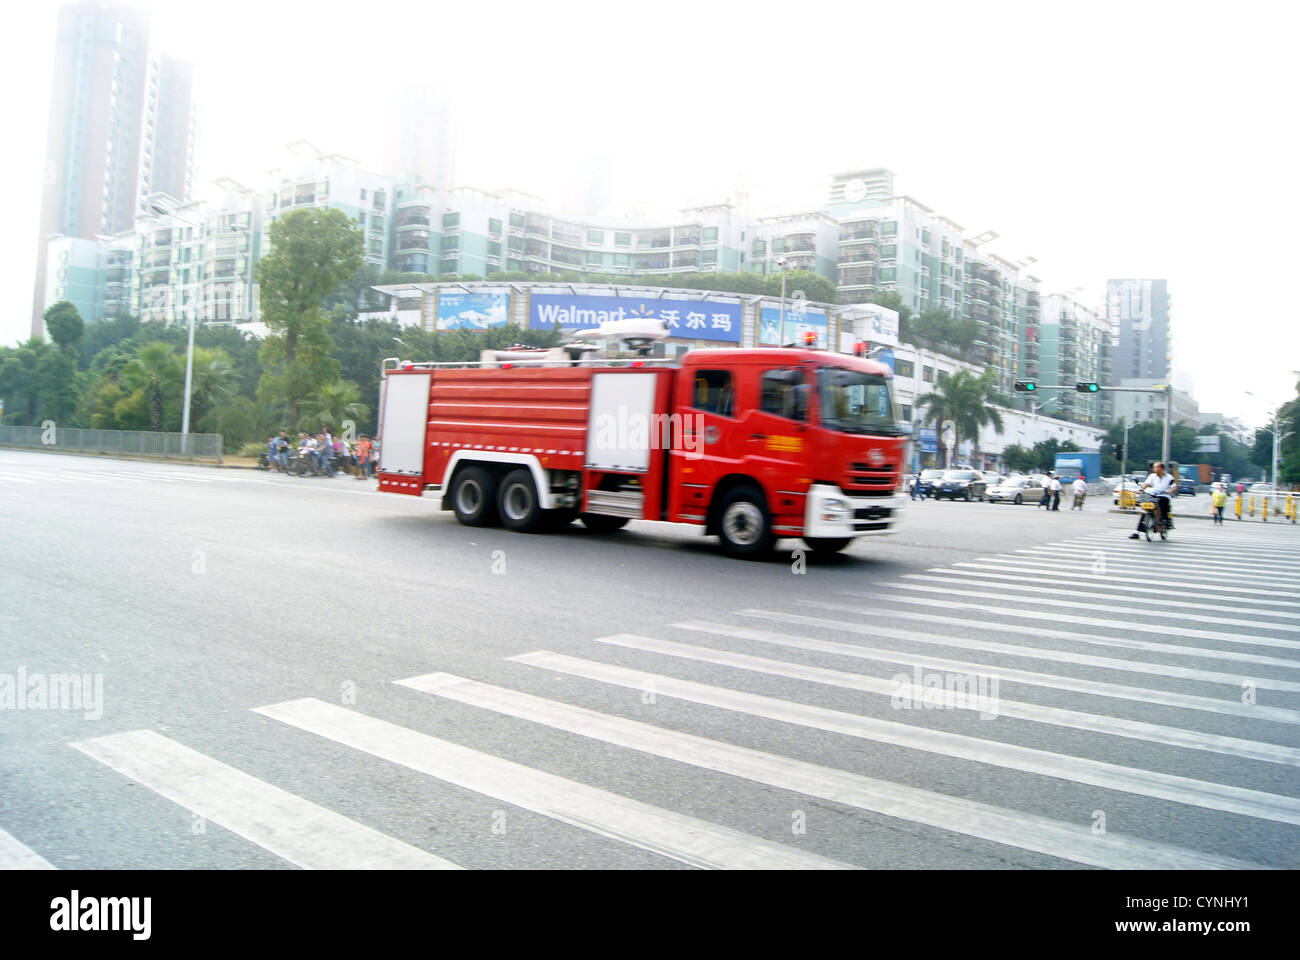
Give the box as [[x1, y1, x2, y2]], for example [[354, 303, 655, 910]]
[[1176, 478, 1197, 496], [934, 469, 988, 501], [987, 475, 1044, 504], [915, 468, 945, 498]]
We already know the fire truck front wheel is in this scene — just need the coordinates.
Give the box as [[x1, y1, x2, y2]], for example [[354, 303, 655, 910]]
[[452, 465, 499, 527], [498, 469, 544, 532], [716, 486, 776, 559]]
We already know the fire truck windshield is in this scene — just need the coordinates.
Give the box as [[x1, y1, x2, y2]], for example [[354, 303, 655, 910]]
[[816, 367, 902, 435]]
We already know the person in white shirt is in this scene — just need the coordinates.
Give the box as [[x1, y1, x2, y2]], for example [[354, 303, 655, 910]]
[[1049, 474, 1062, 511], [1071, 476, 1088, 509], [1130, 461, 1176, 538]]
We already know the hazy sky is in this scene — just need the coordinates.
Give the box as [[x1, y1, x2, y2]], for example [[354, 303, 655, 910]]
[[7, 0, 1298, 427]]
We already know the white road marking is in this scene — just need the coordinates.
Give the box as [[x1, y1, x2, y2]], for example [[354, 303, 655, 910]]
[[673, 620, 1300, 725], [954, 560, 1300, 602], [71, 729, 459, 870], [400, 673, 1262, 870], [0, 826, 54, 870], [742, 608, 1300, 689], [511, 650, 1300, 817], [255, 697, 847, 870]]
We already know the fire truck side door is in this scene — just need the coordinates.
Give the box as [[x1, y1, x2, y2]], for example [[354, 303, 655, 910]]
[[738, 366, 812, 516], [669, 366, 742, 522]]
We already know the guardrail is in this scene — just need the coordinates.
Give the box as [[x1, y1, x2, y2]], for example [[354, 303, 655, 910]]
[[1115, 488, 1296, 523], [0, 424, 223, 462]]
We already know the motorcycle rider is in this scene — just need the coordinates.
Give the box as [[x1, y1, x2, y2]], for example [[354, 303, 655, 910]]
[[1129, 461, 1177, 538]]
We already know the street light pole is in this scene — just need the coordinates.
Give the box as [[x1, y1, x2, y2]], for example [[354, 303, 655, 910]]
[[151, 203, 201, 449], [777, 256, 788, 344]]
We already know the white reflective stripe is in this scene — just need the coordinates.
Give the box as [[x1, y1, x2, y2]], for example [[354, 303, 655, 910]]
[[1016, 543, 1300, 573], [81, 472, 147, 483], [71, 730, 458, 870], [741, 608, 1300, 690], [847, 593, 1300, 652], [865, 583, 1300, 631], [0, 826, 54, 869], [258, 697, 845, 871], [1013, 548, 1299, 585], [673, 620, 1300, 726], [401, 673, 1260, 870], [0, 473, 37, 484], [1068, 534, 1300, 562], [511, 650, 1300, 817], [954, 560, 1300, 602], [909, 569, 1300, 616]]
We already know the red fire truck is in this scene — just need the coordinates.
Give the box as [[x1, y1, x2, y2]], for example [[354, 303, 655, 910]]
[[375, 344, 906, 557]]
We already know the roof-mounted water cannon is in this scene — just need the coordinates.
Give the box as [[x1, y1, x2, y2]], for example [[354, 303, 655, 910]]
[[573, 316, 670, 357]]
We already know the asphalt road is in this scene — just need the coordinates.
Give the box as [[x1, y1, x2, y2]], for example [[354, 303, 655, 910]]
[[1, 449, 1297, 870]]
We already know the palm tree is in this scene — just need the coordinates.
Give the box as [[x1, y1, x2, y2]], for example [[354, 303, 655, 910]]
[[120, 343, 181, 432], [297, 380, 368, 434], [917, 369, 1005, 468], [199, 396, 287, 449], [187, 347, 240, 427]]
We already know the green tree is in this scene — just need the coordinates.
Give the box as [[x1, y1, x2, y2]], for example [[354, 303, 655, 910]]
[[43, 301, 85, 350], [917, 368, 1005, 467], [254, 208, 364, 425], [120, 342, 182, 432], [1002, 444, 1037, 474], [0, 339, 51, 424], [187, 347, 240, 427], [298, 380, 368, 433]]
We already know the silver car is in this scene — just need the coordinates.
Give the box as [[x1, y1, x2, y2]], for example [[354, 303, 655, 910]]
[[987, 475, 1044, 504]]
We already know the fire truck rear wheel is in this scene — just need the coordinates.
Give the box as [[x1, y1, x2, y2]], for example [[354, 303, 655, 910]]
[[498, 469, 543, 532], [580, 514, 629, 533], [452, 465, 498, 527], [717, 486, 776, 559]]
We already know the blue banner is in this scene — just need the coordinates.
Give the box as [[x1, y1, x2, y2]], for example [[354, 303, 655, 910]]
[[529, 294, 741, 342], [759, 306, 828, 349], [919, 428, 938, 454], [437, 292, 510, 331], [875, 347, 895, 372]]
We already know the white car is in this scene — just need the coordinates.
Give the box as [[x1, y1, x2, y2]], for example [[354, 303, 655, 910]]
[[987, 475, 1045, 504]]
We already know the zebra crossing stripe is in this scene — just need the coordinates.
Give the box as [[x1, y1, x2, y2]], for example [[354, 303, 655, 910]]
[[907, 570, 1300, 617], [509, 649, 1300, 818], [954, 560, 1300, 602], [673, 620, 1300, 726], [0, 826, 54, 870], [399, 672, 1262, 870], [582, 633, 1300, 765], [71, 730, 460, 870], [741, 608, 1300, 690], [1013, 548, 1299, 584], [862, 583, 1300, 631], [789, 600, 1300, 668], [255, 697, 848, 871]]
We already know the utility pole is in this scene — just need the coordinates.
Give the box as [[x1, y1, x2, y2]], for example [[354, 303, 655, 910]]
[[1162, 384, 1172, 465]]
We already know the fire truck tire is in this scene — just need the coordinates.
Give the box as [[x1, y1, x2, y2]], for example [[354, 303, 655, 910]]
[[580, 514, 629, 533], [498, 469, 543, 532], [803, 537, 852, 554], [716, 486, 776, 559], [452, 466, 499, 527]]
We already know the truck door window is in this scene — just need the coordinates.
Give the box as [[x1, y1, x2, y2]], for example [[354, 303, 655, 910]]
[[691, 369, 733, 417], [760, 368, 807, 422]]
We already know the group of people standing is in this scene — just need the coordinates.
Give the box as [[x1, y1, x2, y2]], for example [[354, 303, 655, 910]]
[[1037, 473, 1089, 511], [265, 428, 379, 479]]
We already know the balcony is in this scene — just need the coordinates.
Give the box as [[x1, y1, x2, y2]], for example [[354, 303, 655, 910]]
[[785, 233, 816, 253], [397, 230, 431, 251], [839, 225, 878, 242], [395, 206, 431, 229], [838, 248, 875, 264]]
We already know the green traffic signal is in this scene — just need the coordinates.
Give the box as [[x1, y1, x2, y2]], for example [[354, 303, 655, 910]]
[[1014, 381, 1036, 392], [1075, 382, 1099, 393]]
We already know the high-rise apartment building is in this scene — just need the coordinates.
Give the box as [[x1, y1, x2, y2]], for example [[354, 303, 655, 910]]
[[1107, 278, 1170, 382], [32, 1, 195, 337]]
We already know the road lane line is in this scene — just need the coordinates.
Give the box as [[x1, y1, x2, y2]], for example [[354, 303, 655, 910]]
[[907, 570, 1300, 617], [1013, 548, 1300, 583], [672, 620, 1300, 725], [0, 826, 54, 869], [399, 673, 1262, 870], [71, 729, 459, 870], [742, 608, 1300, 688], [860, 583, 1300, 631], [255, 697, 847, 870], [822, 594, 1300, 652], [582, 634, 1300, 764], [510, 649, 1300, 818]]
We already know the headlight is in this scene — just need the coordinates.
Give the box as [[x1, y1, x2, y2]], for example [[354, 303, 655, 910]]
[[821, 497, 849, 522]]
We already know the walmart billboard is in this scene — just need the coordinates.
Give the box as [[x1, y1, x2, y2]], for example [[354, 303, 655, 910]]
[[759, 305, 828, 349], [529, 294, 741, 343], [437, 291, 510, 331]]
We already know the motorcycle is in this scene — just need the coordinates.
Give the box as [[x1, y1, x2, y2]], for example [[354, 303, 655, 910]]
[[1136, 493, 1174, 540]]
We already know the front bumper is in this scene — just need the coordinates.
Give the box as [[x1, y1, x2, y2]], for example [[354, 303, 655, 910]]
[[803, 484, 905, 538]]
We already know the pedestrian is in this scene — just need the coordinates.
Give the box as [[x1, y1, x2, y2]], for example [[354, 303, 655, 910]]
[[1071, 475, 1087, 510], [1038, 474, 1052, 509], [1050, 474, 1062, 511], [1211, 482, 1227, 525], [354, 435, 372, 479], [911, 474, 923, 501]]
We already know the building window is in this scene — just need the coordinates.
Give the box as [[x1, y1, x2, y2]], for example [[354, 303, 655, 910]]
[[360, 188, 367, 201], [614, 253, 630, 266], [585, 251, 603, 265], [489, 218, 502, 234], [752, 239, 766, 256], [442, 212, 460, 228], [440, 235, 459, 250], [922, 365, 935, 383], [880, 244, 897, 260], [587, 229, 604, 244], [702, 226, 718, 243], [900, 403, 913, 421], [882, 221, 897, 236], [879, 267, 897, 282], [509, 212, 525, 229], [701, 249, 717, 265], [487, 241, 502, 257], [894, 359, 915, 379], [615, 232, 631, 246], [770, 237, 784, 254]]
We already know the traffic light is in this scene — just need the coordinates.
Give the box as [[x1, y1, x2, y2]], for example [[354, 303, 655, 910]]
[[1075, 382, 1100, 393], [1014, 381, 1037, 392], [1112, 443, 1123, 458]]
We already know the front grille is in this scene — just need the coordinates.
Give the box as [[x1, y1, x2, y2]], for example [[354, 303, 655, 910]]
[[853, 506, 892, 522], [853, 521, 891, 532]]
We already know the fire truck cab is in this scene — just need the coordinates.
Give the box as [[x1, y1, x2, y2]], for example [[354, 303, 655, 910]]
[[376, 346, 906, 558]]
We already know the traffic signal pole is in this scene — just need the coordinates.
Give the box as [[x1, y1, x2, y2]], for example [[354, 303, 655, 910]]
[[1015, 382, 1174, 468]]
